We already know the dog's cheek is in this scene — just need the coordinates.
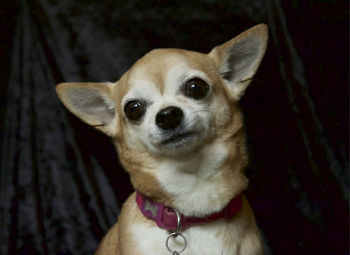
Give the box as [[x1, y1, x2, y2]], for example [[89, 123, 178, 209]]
[[211, 95, 233, 130], [198, 107, 213, 137], [119, 122, 146, 152], [138, 113, 161, 151]]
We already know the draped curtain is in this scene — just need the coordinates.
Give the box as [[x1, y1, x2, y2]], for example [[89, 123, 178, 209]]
[[0, 0, 348, 254]]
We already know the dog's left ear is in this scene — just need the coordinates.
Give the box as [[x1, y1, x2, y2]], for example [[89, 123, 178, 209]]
[[208, 24, 268, 99]]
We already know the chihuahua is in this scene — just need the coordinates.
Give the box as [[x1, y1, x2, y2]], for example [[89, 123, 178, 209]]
[[56, 24, 268, 255]]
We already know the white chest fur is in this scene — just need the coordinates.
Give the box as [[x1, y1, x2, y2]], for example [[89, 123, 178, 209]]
[[132, 222, 239, 255]]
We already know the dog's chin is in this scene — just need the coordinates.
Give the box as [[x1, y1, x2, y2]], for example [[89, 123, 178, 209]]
[[152, 131, 204, 157]]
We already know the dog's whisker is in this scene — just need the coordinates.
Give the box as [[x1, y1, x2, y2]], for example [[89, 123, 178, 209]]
[[239, 77, 253, 83], [93, 123, 106, 127]]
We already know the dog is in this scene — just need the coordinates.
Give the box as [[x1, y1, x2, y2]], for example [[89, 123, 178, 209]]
[[56, 24, 268, 255]]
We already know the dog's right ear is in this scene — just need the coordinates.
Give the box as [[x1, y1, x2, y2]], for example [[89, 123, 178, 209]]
[[56, 82, 118, 137]]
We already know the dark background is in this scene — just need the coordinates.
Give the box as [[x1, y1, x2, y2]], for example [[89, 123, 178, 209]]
[[0, 0, 348, 254]]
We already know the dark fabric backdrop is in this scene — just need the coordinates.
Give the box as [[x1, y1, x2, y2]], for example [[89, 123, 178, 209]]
[[0, 0, 348, 254]]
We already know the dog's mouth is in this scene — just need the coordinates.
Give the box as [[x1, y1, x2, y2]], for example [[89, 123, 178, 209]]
[[161, 131, 196, 147]]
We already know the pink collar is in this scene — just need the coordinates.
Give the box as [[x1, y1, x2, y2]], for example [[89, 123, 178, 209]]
[[136, 191, 243, 231]]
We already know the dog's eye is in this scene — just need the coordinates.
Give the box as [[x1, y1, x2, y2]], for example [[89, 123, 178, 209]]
[[124, 100, 145, 121], [184, 78, 209, 100]]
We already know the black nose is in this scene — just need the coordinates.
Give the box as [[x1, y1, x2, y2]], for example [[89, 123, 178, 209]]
[[156, 106, 183, 130]]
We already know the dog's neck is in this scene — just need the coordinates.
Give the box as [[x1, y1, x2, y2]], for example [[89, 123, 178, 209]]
[[124, 134, 249, 217], [155, 140, 248, 216]]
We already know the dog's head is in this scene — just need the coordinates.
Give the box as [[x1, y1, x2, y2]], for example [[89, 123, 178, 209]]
[[56, 24, 268, 209]]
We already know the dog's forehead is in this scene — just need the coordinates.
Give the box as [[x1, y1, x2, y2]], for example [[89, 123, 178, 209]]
[[122, 49, 214, 97]]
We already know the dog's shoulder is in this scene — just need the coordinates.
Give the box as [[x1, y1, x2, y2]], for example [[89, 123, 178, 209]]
[[94, 221, 120, 255]]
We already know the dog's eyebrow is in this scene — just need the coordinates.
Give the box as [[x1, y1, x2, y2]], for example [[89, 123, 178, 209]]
[[182, 70, 212, 84]]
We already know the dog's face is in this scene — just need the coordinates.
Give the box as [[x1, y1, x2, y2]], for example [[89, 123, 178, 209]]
[[118, 48, 234, 157], [56, 24, 268, 204]]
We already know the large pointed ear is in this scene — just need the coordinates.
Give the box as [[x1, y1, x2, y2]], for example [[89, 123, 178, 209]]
[[208, 24, 268, 99], [56, 82, 118, 137]]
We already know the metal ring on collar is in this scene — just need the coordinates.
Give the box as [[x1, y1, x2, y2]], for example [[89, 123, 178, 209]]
[[174, 209, 181, 235], [165, 232, 187, 254]]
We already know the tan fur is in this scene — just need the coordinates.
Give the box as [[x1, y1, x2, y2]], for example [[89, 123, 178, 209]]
[[56, 24, 268, 255]]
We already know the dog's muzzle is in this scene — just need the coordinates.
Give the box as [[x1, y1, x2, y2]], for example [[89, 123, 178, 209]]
[[155, 106, 196, 148]]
